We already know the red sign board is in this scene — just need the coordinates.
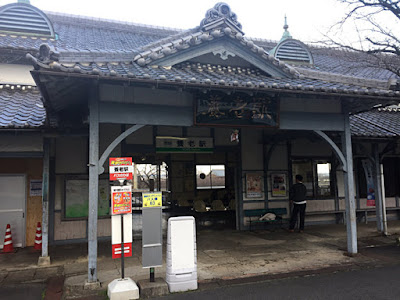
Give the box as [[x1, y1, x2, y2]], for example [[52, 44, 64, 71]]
[[112, 243, 132, 259], [111, 186, 132, 215], [109, 157, 133, 181]]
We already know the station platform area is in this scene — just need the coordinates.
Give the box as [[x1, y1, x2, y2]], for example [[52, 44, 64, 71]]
[[1, 221, 400, 299]]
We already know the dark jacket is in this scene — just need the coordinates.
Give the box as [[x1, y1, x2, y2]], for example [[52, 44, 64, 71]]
[[289, 183, 307, 203]]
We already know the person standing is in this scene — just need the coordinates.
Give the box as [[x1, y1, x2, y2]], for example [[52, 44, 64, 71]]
[[289, 174, 307, 232]]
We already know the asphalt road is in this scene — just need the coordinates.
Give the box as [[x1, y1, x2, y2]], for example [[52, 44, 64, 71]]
[[157, 264, 400, 300], [0, 283, 45, 300]]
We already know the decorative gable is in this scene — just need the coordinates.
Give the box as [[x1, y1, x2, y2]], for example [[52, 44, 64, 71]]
[[133, 3, 298, 79]]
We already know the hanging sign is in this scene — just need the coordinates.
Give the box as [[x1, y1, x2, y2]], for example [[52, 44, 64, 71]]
[[195, 91, 279, 127], [362, 160, 376, 207], [142, 192, 162, 208], [156, 137, 213, 153], [111, 186, 132, 215], [109, 157, 133, 181]]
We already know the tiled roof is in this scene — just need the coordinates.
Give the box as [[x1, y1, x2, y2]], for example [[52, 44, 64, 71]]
[[0, 4, 397, 84], [27, 55, 400, 99], [0, 11, 181, 55], [350, 108, 400, 137], [0, 85, 46, 128]]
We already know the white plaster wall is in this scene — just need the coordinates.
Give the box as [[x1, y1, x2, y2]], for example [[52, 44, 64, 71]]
[[125, 125, 153, 144], [268, 143, 288, 170], [337, 171, 345, 198], [99, 84, 192, 107], [54, 175, 63, 211], [291, 138, 332, 157], [386, 197, 397, 208], [0, 64, 35, 85], [187, 127, 211, 137], [306, 199, 336, 212], [99, 123, 121, 169], [268, 201, 290, 218], [215, 128, 237, 146], [157, 126, 182, 137], [97, 218, 111, 237], [241, 128, 263, 171], [55, 137, 88, 174], [54, 212, 86, 240], [280, 97, 341, 113], [0, 134, 42, 152]]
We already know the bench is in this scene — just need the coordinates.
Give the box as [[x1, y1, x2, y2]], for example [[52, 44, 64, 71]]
[[356, 207, 400, 224], [306, 210, 346, 224], [244, 208, 287, 230]]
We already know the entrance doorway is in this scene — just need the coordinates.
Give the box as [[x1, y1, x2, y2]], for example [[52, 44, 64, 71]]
[[0, 175, 26, 248]]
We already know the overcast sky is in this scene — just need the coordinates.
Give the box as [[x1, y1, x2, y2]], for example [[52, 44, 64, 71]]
[[1, 0, 353, 43]]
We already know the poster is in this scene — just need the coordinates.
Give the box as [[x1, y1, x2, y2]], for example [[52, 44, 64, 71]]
[[246, 173, 263, 198], [271, 173, 287, 197], [30, 179, 42, 196], [362, 160, 376, 207], [111, 186, 132, 215]]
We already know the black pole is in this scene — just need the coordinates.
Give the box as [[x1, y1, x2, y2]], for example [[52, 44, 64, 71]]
[[121, 214, 125, 279], [150, 267, 155, 282]]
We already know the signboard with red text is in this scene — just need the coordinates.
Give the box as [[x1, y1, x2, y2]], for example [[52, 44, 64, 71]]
[[109, 157, 133, 181]]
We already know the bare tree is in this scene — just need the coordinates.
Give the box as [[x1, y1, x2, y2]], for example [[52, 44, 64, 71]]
[[327, 0, 400, 77]]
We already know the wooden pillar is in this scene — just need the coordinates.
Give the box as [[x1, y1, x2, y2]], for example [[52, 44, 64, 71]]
[[373, 144, 384, 232], [88, 85, 99, 283], [41, 138, 50, 259], [342, 111, 357, 254]]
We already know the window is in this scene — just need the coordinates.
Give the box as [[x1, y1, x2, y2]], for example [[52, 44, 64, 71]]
[[196, 165, 225, 189], [291, 159, 333, 198], [134, 163, 168, 192]]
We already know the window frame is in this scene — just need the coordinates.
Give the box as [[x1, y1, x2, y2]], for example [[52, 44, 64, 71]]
[[195, 164, 226, 190], [291, 157, 334, 199]]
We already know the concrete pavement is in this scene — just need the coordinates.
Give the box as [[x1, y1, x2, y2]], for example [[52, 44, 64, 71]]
[[1, 221, 400, 299]]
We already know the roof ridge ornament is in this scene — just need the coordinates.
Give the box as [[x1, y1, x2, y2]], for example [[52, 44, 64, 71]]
[[200, 3, 243, 34]]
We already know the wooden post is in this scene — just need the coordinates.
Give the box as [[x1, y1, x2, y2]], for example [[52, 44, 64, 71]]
[[88, 85, 99, 283], [342, 111, 357, 254], [41, 138, 50, 258], [373, 144, 384, 232]]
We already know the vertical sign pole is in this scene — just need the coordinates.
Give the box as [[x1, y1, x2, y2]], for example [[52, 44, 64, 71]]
[[150, 268, 155, 282], [121, 214, 125, 279]]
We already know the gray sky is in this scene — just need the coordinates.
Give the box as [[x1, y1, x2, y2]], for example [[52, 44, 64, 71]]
[[1, 0, 349, 42]]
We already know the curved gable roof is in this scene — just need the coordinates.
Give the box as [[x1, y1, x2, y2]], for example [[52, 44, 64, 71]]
[[274, 39, 313, 64], [0, 3, 54, 38]]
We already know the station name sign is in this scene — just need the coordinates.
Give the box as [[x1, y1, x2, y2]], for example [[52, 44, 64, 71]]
[[109, 157, 133, 181], [156, 137, 213, 153], [195, 91, 279, 127]]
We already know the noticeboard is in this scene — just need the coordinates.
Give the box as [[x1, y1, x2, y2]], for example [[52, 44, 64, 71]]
[[111, 186, 132, 215]]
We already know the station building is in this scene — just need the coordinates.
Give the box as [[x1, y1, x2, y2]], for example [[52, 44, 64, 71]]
[[0, 1, 399, 282]]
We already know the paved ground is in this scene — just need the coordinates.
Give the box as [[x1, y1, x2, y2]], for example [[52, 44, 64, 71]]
[[153, 262, 400, 300], [0, 221, 400, 299]]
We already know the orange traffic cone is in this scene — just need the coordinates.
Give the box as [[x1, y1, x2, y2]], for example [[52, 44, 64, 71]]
[[2, 224, 14, 253], [34, 222, 42, 251]]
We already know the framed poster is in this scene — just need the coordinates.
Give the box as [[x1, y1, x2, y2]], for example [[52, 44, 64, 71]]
[[271, 173, 287, 197], [245, 173, 263, 198]]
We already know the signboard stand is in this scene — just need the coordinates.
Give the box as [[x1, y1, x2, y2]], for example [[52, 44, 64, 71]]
[[121, 214, 125, 279], [108, 157, 139, 300], [142, 192, 163, 282]]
